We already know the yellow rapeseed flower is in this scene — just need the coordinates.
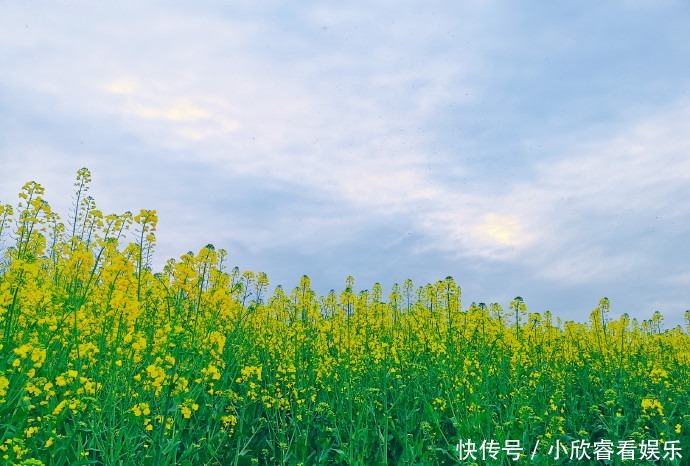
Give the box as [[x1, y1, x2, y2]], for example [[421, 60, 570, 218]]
[[131, 402, 151, 417], [641, 398, 664, 417], [0, 375, 9, 400], [13, 344, 32, 359], [179, 400, 199, 419]]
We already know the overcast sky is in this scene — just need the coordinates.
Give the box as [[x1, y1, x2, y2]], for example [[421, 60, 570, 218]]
[[2, 1, 689, 326]]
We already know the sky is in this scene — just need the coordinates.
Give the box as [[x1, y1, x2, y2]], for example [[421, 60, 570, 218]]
[[1, 1, 690, 327]]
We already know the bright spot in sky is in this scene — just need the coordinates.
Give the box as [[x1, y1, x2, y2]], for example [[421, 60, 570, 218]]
[[475, 214, 526, 247]]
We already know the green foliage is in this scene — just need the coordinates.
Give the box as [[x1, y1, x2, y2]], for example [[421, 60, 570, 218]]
[[0, 170, 687, 465]]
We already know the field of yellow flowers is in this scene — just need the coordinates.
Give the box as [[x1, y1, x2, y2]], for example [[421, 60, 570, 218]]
[[0, 168, 688, 465]]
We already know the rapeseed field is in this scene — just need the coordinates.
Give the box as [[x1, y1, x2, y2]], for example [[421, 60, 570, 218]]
[[0, 169, 687, 465]]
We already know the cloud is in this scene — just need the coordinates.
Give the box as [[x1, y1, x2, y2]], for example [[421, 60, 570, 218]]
[[133, 103, 211, 123], [474, 214, 529, 247], [1, 1, 689, 324], [104, 78, 137, 96], [502, 100, 690, 281]]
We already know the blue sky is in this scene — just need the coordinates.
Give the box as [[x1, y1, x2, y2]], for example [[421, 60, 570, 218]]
[[1, 1, 689, 326]]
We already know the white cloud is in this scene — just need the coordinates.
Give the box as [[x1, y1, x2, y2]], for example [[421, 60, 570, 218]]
[[1, 1, 689, 324], [103, 78, 137, 96], [499, 100, 690, 280], [474, 213, 529, 247]]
